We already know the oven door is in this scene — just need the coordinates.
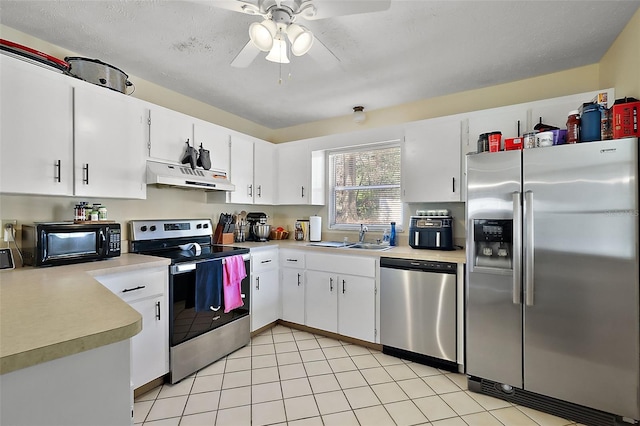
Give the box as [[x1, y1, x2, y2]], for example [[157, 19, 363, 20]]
[[169, 255, 250, 347]]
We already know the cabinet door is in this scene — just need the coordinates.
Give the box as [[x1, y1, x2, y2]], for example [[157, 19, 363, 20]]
[[252, 268, 280, 332], [277, 142, 310, 204], [0, 56, 73, 195], [227, 135, 254, 204], [253, 140, 275, 204], [338, 274, 376, 342], [74, 84, 147, 199], [148, 105, 193, 163], [193, 120, 230, 173], [403, 117, 462, 202], [281, 268, 305, 324], [305, 270, 338, 333], [129, 296, 169, 389]]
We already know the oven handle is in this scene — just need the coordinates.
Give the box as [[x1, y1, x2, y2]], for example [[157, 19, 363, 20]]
[[170, 253, 250, 275]]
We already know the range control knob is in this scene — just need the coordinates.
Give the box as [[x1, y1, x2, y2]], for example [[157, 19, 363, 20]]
[[150, 225, 157, 232], [203, 223, 209, 228], [196, 223, 202, 229], [140, 226, 148, 232]]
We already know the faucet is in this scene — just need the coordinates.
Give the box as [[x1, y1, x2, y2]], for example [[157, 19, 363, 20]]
[[359, 224, 368, 243]]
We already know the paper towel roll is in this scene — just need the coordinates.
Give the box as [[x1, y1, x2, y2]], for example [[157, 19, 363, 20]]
[[309, 216, 322, 242]]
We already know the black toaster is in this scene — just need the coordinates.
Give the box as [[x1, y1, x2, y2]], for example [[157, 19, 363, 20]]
[[409, 215, 455, 250]]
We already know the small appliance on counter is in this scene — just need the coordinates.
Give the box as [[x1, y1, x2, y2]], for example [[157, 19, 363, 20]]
[[409, 210, 455, 250], [246, 212, 269, 242], [22, 222, 121, 267]]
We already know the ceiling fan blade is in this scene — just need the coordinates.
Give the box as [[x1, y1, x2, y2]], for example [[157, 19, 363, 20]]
[[231, 41, 261, 68], [306, 36, 340, 70], [303, 0, 391, 20]]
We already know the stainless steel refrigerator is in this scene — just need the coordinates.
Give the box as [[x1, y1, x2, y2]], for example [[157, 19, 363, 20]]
[[465, 137, 639, 425]]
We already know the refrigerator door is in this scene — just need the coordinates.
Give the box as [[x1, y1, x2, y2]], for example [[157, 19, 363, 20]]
[[466, 150, 523, 388], [523, 138, 639, 419]]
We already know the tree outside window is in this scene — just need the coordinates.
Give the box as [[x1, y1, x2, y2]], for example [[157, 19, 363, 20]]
[[329, 143, 402, 230]]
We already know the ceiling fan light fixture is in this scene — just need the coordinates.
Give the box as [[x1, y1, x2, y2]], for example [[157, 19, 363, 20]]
[[249, 19, 277, 51], [265, 37, 290, 63], [353, 106, 366, 124], [287, 23, 314, 56]]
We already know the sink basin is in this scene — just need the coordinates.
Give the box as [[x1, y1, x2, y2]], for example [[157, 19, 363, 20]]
[[345, 243, 391, 251]]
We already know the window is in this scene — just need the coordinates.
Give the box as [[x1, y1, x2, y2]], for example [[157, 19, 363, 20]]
[[328, 142, 402, 230]]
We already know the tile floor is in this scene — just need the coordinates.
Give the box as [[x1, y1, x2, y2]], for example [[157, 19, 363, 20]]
[[134, 325, 582, 426]]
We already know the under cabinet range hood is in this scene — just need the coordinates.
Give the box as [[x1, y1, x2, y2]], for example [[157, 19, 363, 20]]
[[146, 160, 235, 191]]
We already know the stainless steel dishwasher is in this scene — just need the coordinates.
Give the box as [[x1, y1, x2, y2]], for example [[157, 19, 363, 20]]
[[380, 257, 457, 370]]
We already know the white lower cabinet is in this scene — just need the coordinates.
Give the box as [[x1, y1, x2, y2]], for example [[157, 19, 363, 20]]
[[94, 266, 169, 390], [280, 249, 306, 324], [337, 274, 376, 342], [305, 270, 338, 333], [305, 253, 377, 343], [251, 248, 280, 332]]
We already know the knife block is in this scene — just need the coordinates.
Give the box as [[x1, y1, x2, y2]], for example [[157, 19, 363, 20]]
[[214, 224, 234, 244]]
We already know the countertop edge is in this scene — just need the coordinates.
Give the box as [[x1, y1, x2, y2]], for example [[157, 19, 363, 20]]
[[0, 254, 169, 375]]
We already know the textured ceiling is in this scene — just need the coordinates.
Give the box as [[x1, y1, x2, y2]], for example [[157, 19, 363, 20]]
[[0, 0, 638, 129]]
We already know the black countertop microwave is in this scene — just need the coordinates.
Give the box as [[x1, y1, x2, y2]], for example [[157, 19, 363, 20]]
[[22, 222, 121, 267]]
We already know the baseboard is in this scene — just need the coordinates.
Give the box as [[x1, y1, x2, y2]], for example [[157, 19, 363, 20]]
[[134, 376, 166, 399], [276, 320, 383, 352]]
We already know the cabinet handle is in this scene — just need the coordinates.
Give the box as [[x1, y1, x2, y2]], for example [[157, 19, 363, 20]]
[[286, 258, 298, 262], [257, 185, 262, 198], [517, 120, 521, 137], [83, 164, 89, 184], [297, 273, 301, 286], [122, 285, 146, 293], [330, 277, 333, 292], [256, 276, 260, 290], [261, 259, 272, 264], [342, 279, 346, 294], [55, 160, 61, 183], [452, 177, 455, 193], [301, 186, 305, 198], [155, 301, 161, 320], [248, 184, 253, 197]]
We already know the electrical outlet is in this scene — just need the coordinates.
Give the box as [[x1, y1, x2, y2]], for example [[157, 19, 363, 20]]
[[2, 220, 17, 243], [1, 219, 17, 229]]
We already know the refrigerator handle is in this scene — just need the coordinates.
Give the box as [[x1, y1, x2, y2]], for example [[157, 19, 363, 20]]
[[512, 192, 522, 305], [524, 190, 535, 306]]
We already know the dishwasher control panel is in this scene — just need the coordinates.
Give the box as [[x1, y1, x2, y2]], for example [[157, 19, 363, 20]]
[[380, 257, 457, 274]]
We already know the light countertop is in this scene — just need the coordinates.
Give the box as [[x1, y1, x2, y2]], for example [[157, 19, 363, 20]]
[[0, 254, 170, 375], [234, 240, 466, 264]]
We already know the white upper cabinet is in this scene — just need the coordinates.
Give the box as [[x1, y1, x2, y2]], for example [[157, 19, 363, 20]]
[[0, 56, 74, 195], [276, 141, 325, 205], [147, 105, 193, 163], [253, 139, 275, 205], [193, 119, 231, 173], [225, 135, 275, 205], [227, 134, 255, 204], [74, 83, 147, 199], [403, 116, 462, 202]]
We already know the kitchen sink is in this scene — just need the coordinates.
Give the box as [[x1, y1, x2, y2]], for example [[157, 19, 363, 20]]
[[344, 243, 391, 251]]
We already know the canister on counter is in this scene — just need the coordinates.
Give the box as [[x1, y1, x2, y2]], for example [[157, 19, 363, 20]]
[[488, 131, 502, 152], [477, 133, 489, 153], [523, 131, 538, 149], [536, 131, 554, 147]]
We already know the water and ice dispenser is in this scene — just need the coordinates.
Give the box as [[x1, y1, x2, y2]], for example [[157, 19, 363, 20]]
[[473, 219, 513, 269]]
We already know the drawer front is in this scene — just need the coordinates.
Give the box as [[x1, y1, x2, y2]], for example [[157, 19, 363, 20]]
[[252, 249, 279, 273], [280, 250, 305, 269], [306, 253, 375, 278], [95, 267, 167, 302]]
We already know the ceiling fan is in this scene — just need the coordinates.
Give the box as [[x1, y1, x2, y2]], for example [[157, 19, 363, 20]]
[[208, 0, 391, 68]]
